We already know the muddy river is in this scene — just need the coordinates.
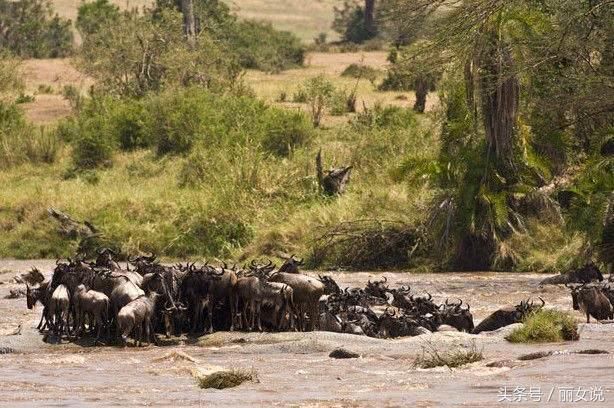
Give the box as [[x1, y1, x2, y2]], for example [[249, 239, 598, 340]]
[[1, 260, 613, 407]]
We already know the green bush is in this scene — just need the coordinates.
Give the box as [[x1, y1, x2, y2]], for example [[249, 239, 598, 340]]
[[506, 309, 579, 343], [111, 100, 151, 150], [0, 102, 59, 168], [72, 115, 115, 169], [0, 0, 73, 58], [341, 64, 379, 83], [148, 91, 208, 155], [353, 104, 416, 130], [231, 21, 305, 72], [332, 1, 376, 44], [76, 0, 120, 39], [261, 109, 312, 157]]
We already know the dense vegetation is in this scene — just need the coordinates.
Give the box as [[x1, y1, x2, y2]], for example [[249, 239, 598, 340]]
[[0, 0, 611, 273], [0, 0, 73, 58]]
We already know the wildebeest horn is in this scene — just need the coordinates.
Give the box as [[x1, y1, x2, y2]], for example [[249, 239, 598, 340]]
[[383, 276, 387, 283], [426, 292, 432, 301], [538, 297, 545, 307]]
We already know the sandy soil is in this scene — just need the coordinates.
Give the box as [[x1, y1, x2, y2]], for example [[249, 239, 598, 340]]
[[1, 261, 613, 406]]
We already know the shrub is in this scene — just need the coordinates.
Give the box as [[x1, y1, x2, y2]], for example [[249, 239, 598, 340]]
[[330, 88, 357, 116], [231, 21, 305, 72], [77, 9, 241, 97], [303, 75, 335, 127], [178, 148, 208, 187], [292, 88, 308, 103], [0, 0, 73, 58], [195, 369, 257, 389], [0, 102, 59, 167], [353, 104, 417, 130], [414, 341, 483, 369], [147, 91, 208, 155], [261, 109, 313, 156], [341, 63, 379, 84], [506, 309, 579, 343], [76, 0, 120, 39], [111, 100, 151, 150], [332, 0, 376, 44], [71, 115, 115, 169]]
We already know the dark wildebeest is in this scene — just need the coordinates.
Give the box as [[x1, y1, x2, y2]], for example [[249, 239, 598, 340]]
[[472, 298, 544, 334], [567, 284, 613, 323], [540, 263, 604, 285], [440, 298, 474, 332], [278, 255, 304, 274]]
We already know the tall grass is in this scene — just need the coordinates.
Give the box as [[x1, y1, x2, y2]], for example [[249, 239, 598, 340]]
[[0, 103, 60, 169]]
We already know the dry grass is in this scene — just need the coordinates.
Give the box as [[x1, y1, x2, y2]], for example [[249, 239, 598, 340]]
[[195, 368, 257, 389], [414, 341, 484, 369], [247, 52, 438, 127], [20, 53, 437, 126], [20, 59, 92, 124]]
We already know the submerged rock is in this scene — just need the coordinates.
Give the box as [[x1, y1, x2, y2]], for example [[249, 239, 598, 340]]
[[329, 348, 360, 359]]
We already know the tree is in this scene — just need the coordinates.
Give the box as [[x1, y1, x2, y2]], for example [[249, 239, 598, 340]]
[[0, 0, 73, 58], [393, 0, 613, 270], [76, 0, 119, 39], [77, 9, 241, 97]]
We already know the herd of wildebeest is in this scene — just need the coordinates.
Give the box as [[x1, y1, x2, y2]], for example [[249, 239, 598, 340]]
[[20, 248, 614, 346]]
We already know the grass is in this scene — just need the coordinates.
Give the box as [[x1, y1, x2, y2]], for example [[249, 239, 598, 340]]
[[195, 369, 257, 389], [506, 309, 579, 343], [413, 341, 484, 369]]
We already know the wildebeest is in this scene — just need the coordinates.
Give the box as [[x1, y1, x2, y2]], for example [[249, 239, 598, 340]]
[[440, 298, 474, 332], [472, 298, 544, 334], [568, 284, 613, 323], [49, 284, 71, 337], [26, 282, 51, 330], [278, 255, 304, 274], [73, 284, 110, 343], [117, 291, 161, 346], [540, 262, 604, 285], [269, 272, 324, 331]]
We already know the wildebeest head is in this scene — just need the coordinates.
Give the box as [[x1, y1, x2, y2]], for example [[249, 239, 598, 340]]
[[567, 284, 581, 310], [278, 255, 303, 274], [364, 276, 390, 298], [25, 284, 38, 309], [441, 298, 474, 332], [94, 247, 119, 269], [318, 275, 341, 295]]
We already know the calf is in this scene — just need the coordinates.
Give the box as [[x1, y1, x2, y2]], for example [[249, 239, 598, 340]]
[[49, 284, 71, 337], [26, 282, 51, 331], [117, 292, 160, 346], [73, 284, 110, 343]]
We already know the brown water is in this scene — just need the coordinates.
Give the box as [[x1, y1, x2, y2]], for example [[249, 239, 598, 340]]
[[1, 260, 613, 407]]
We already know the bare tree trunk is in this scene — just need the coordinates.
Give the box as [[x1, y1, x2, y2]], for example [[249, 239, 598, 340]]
[[479, 33, 519, 181], [181, 0, 196, 47], [364, 0, 376, 37], [413, 77, 428, 113]]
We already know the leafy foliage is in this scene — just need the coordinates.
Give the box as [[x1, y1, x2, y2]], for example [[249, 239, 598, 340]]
[[76, 0, 120, 39], [0, 0, 73, 58], [506, 310, 579, 343], [77, 9, 241, 97]]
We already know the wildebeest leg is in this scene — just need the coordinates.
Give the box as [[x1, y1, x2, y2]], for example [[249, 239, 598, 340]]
[[135, 324, 142, 347], [256, 301, 263, 332], [587, 312, 590, 323], [150, 321, 159, 346], [229, 291, 236, 331], [37, 307, 47, 330], [207, 295, 215, 333]]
